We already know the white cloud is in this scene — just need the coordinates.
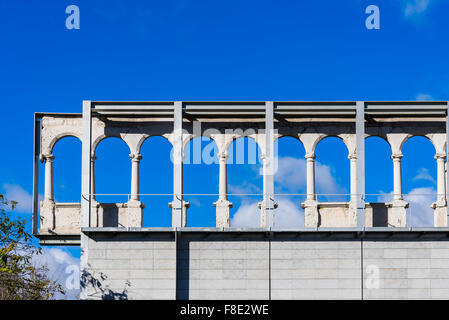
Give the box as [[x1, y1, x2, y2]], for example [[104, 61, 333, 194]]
[[32, 247, 80, 300], [230, 201, 260, 227], [2, 184, 33, 213], [377, 187, 436, 227], [229, 156, 345, 227], [416, 93, 434, 101], [273, 198, 304, 228], [412, 167, 436, 184], [404, 187, 435, 227], [228, 181, 262, 195], [274, 156, 344, 195], [403, 0, 432, 17], [230, 198, 304, 228]]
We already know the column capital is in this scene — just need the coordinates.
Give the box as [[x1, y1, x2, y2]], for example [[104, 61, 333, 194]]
[[435, 153, 446, 160], [347, 152, 357, 160], [218, 152, 228, 161], [41, 153, 55, 162], [305, 153, 316, 160], [129, 153, 142, 162], [391, 153, 403, 161]]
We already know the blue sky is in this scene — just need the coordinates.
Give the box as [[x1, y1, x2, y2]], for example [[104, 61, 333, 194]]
[[0, 0, 448, 298]]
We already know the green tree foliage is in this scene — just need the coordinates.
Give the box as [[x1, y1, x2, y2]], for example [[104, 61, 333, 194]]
[[0, 194, 64, 299]]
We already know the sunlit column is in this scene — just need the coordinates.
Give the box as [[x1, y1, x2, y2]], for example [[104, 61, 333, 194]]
[[436, 153, 446, 202], [130, 153, 142, 201], [305, 153, 316, 201], [44, 154, 55, 201], [391, 153, 403, 200], [218, 152, 228, 200], [302, 152, 319, 227], [387, 152, 408, 227], [40, 153, 56, 231], [214, 151, 232, 227]]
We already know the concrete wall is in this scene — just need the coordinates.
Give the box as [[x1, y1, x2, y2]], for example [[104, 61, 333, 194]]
[[82, 230, 449, 300], [85, 232, 176, 299]]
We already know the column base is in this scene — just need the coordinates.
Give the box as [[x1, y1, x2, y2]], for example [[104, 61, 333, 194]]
[[169, 201, 190, 227], [301, 199, 319, 228], [348, 200, 358, 228], [386, 199, 409, 227], [258, 200, 278, 228], [90, 200, 101, 228], [39, 200, 55, 232], [213, 199, 233, 228], [126, 199, 145, 228], [431, 200, 447, 227]]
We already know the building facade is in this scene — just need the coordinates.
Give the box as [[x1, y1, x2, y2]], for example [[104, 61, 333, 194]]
[[33, 101, 449, 299]]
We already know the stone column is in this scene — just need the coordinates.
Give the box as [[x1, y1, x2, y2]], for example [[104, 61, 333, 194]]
[[127, 153, 144, 227], [40, 154, 55, 231], [130, 153, 142, 201], [214, 152, 232, 227], [44, 154, 55, 201], [302, 153, 319, 227], [432, 153, 447, 227], [348, 152, 358, 227], [386, 153, 408, 227], [306, 153, 316, 201], [392, 153, 403, 201]]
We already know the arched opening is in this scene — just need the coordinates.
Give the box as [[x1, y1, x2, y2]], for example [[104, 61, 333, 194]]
[[183, 136, 219, 227], [140, 136, 173, 227], [95, 137, 131, 204], [314, 136, 349, 202], [228, 137, 263, 227], [365, 136, 393, 203], [402, 136, 437, 227], [49, 136, 82, 203], [274, 136, 305, 228]]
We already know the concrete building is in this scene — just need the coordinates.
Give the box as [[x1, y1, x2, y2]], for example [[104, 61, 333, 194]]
[[33, 101, 449, 299]]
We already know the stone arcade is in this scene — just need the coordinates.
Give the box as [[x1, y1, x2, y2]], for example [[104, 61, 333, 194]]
[[33, 101, 449, 299]]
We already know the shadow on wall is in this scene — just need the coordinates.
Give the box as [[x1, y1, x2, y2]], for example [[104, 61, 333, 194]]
[[80, 263, 130, 300]]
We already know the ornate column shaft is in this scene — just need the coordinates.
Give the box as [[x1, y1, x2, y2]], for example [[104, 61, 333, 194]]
[[302, 153, 319, 227], [44, 154, 55, 201], [214, 152, 232, 227], [305, 153, 316, 201], [436, 153, 446, 201], [40, 154, 55, 231], [127, 153, 144, 228], [218, 152, 228, 200], [391, 153, 403, 201], [387, 153, 408, 227], [130, 153, 142, 201]]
